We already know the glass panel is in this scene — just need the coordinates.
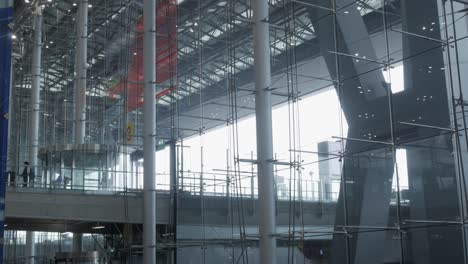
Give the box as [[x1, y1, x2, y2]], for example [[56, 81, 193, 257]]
[[398, 135, 461, 222], [402, 225, 465, 263]]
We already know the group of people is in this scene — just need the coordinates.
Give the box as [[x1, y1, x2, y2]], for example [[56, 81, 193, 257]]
[[11, 161, 67, 187], [7, 161, 35, 187]]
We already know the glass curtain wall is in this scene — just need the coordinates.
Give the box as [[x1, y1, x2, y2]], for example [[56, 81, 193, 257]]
[[170, 0, 468, 263], [8, 0, 468, 263]]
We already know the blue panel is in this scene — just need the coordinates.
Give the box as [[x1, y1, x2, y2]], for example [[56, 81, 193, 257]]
[[0, 4, 13, 263]]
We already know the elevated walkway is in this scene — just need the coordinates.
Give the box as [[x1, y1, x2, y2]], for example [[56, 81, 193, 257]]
[[4, 186, 337, 231]]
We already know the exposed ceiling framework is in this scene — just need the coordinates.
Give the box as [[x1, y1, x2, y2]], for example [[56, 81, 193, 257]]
[[10, 0, 391, 147], [12, 0, 383, 97]]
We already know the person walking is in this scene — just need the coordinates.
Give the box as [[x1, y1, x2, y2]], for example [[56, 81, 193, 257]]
[[21, 161, 34, 187]]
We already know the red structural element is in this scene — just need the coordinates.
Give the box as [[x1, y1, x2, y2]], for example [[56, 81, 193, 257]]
[[109, 0, 177, 112]]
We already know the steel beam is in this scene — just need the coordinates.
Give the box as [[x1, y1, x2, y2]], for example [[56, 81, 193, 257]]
[[143, 0, 157, 262], [253, 0, 277, 263]]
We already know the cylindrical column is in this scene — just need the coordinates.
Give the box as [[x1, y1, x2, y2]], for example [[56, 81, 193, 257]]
[[169, 140, 177, 263], [0, 1, 14, 261], [72, 233, 83, 252], [253, 0, 276, 263], [29, 6, 42, 185], [74, 0, 88, 144], [7, 55, 15, 174], [143, 0, 157, 263], [25, 231, 35, 264]]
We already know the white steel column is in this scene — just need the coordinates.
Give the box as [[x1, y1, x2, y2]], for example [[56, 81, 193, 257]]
[[7, 54, 14, 173], [29, 6, 42, 185], [71, 2, 88, 250], [72, 233, 83, 252], [25, 231, 35, 264], [74, 0, 88, 144], [143, 0, 157, 263], [26, 9, 41, 262], [253, 0, 276, 263], [169, 140, 177, 264]]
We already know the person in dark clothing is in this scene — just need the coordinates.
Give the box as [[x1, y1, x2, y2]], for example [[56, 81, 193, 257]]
[[21, 161, 34, 187]]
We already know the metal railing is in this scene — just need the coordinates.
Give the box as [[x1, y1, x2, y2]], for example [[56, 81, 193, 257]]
[[6, 165, 342, 202]]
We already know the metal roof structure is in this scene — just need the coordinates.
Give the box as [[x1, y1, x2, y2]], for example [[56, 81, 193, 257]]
[[10, 0, 391, 152]]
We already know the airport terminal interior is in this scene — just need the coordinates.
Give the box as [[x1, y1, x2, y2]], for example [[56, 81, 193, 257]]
[[1, 0, 468, 263]]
